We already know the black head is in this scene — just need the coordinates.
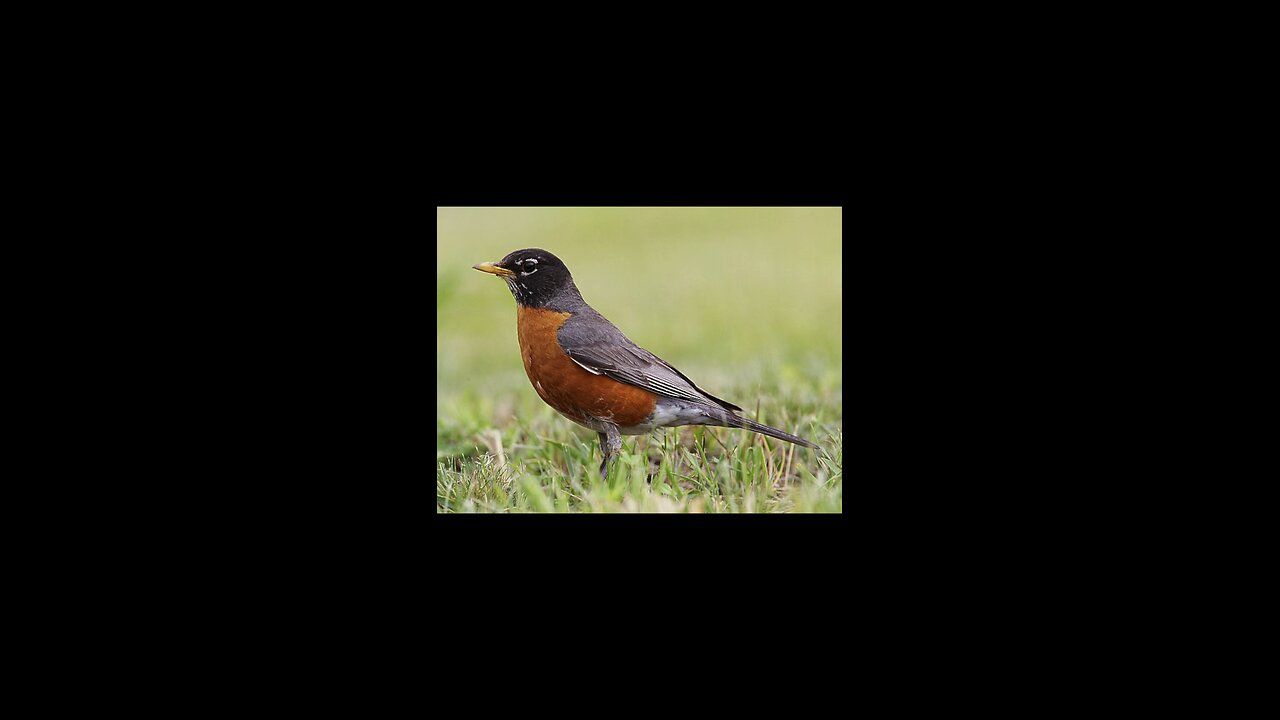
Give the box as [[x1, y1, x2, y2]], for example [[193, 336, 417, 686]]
[[472, 248, 582, 308]]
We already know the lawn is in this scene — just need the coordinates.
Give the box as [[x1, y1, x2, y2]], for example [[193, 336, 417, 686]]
[[436, 207, 842, 512]]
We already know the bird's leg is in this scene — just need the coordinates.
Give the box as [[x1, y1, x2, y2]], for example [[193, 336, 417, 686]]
[[597, 431, 607, 477], [597, 424, 622, 480]]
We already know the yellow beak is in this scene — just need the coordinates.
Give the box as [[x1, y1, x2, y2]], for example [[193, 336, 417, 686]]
[[473, 261, 516, 278]]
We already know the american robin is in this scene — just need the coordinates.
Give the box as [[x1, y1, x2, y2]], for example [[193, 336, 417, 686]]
[[474, 248, 821, 479]]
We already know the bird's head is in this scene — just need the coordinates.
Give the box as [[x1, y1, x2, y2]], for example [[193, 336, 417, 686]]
[[473, 248, 576, 307]]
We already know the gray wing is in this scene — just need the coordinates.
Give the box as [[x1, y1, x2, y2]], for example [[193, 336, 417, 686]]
[[557, 311, 744, 413]]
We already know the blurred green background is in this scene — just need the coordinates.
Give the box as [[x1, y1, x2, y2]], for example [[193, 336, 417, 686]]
[[436, 207, 842, 454]]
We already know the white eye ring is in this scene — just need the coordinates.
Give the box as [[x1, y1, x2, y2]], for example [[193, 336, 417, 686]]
[[520, 258, 539, 276]]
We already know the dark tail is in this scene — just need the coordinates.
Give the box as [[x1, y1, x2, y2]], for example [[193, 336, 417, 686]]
[[724, 415, 821, 450]]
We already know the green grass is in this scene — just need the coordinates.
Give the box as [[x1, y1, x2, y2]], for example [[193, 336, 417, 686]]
[[437, 207, 842, 513]]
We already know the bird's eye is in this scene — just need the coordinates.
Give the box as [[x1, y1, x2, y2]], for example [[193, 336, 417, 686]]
[[520, 258, 539, 275]]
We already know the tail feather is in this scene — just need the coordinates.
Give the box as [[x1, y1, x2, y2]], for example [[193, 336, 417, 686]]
[[724, 415, 821, 450]]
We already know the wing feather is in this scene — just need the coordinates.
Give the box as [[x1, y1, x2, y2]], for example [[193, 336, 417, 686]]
[[557, 312, 743, 413]]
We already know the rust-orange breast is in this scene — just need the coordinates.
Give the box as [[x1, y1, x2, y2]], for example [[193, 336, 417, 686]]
[[516, 306, 657, 428]]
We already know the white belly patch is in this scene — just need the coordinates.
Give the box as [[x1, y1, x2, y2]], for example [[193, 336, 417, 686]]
[[616, 399, 713, 435]]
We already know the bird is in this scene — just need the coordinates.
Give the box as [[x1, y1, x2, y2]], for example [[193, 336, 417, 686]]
[[473, 248, 820, 479]]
